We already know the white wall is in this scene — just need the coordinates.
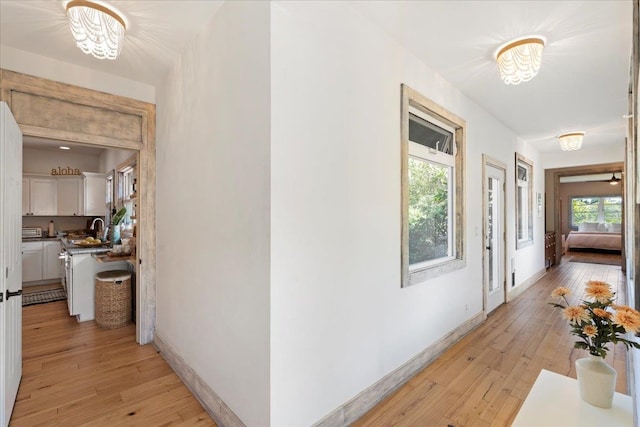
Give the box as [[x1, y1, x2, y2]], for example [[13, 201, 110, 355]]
[[154, 2, 271, 426], [0, 46, 155, 104], [98, 148, 135, 174], [22, 215, 89, 235], [511, 140, 545, 290], [541, 143, 624, 169], [23, 148, 99, 175], [270, 2, 544, 425]]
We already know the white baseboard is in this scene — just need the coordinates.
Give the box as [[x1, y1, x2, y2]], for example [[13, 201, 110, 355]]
[[153, 333, 245, 427], [507, 268, 546, 302], [313, 312, 486, 426]]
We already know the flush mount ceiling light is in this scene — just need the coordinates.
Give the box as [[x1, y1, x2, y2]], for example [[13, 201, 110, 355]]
[[66, 0, 126, 60], [495, 36, 545, 85], [59, 146, 71, 150], [557, 131, 585, 151]]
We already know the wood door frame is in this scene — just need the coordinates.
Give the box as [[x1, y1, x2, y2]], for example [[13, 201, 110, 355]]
[[544, 162, 625, 271], [0, 69, 156, 345], [482, 154, 507, 313]]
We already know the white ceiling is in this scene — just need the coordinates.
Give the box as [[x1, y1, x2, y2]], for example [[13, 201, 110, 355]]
[[23, 135, 108, 156], [0, 1, 224, 87], [0, 0, 633, 155]]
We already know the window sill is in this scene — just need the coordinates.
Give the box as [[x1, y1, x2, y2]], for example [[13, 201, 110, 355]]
[[406, 258, 466, 287]]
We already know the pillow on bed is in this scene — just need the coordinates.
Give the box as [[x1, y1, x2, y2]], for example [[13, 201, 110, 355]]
[[578, 222, 599, 232], [609, 223, 621, 233]]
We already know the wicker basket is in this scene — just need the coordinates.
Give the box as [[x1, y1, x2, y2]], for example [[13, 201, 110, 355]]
[[95, 270, 131, 329]]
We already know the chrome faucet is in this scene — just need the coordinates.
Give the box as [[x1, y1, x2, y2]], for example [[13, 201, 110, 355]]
[[90, 217, 105, 233]]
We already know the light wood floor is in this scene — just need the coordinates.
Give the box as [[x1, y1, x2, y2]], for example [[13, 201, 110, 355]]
[[354, 255, 628, 427], [10, 256, 627, 426], [10, 300, 216, 426]]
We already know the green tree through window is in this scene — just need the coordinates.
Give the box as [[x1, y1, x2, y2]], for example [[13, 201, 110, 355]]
[[570, 196, 622, 227], [408, 158, 450, 264]]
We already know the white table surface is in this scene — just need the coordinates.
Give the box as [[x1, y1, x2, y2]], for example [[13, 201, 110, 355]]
[[511, 369, 633, 426]]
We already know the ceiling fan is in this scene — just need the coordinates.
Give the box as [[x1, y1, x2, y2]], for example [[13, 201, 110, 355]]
[[607, 172, 622, 185], [561, 171, 624, 185], [592, 172, 623, 185]]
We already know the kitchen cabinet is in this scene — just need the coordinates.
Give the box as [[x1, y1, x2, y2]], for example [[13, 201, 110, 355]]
[[23, 175, 57, 216], [57, 177, 83, 216], [68, 253, 128, 321], [22, 241, 43, 282], [83, 172, 106, 216], [22, 240, 63, 283], [43, 240, 63, 280]]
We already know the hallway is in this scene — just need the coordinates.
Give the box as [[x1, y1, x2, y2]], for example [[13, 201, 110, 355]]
[[9, 257, 628, 426], [354, 257, 627, 426], [10, 300, 216, 426]]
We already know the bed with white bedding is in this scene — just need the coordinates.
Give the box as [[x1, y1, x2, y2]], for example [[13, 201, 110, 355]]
[[565, 222, 621, 252]]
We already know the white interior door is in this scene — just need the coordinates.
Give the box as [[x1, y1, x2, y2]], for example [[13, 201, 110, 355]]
[[1, 101, 23, 427], [484, 162, 506, 314]]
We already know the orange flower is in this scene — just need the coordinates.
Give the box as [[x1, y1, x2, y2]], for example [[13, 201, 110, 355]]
[[583, 325, 597, 337], [563, 306, 590, 323], [613, 304, 635, 313], [585, 281, 613, 303], [592, 308, 610, 319], [587, 280, 609, 287], [551, 287, 570, 299], [613, 307, 640, 334]]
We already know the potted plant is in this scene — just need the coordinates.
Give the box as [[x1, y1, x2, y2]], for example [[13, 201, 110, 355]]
[[110, 206, 128, 245], [549, 281, 640, 408]]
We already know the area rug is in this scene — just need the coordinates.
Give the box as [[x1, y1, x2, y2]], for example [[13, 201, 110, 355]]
[[22, 288, 67, 307], [569, 255, 621, 266]]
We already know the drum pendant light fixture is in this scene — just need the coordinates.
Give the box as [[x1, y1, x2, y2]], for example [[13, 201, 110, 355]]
[[66, 0, 126, 60]]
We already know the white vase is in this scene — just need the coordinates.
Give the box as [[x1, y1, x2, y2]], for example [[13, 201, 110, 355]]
[[575, 354, 617, 408]]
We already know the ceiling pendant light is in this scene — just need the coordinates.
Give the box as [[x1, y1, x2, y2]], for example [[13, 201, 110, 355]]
[[66, 0, 126, 60], [557, 131, 585, 151], [609, 173, 621, 185], [495, 36, 545, 85]]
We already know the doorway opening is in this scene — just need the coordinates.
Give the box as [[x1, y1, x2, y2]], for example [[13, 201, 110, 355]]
[[0, 68, 156, 346], [21, 137, 139, 345]]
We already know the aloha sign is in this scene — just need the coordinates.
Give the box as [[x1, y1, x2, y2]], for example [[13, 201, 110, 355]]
[[51, 166, 81, 176]]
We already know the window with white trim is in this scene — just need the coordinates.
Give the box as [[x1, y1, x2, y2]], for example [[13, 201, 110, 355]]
[[515, 154, 533, 249], [401, 85, 465, 287], [570, 196, 622, 227]]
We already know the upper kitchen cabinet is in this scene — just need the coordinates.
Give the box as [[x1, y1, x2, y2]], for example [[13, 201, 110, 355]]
[[23, 175, 57, 216], [83, 172, 106, 216], [57, 176, 83, 216]]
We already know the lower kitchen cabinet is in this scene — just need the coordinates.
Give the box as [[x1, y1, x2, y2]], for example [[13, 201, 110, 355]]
[[22, 241, 43, 282], [43, 241, 63, 280], [67, 253, 129, 322], [22, 240, 64, 283]]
